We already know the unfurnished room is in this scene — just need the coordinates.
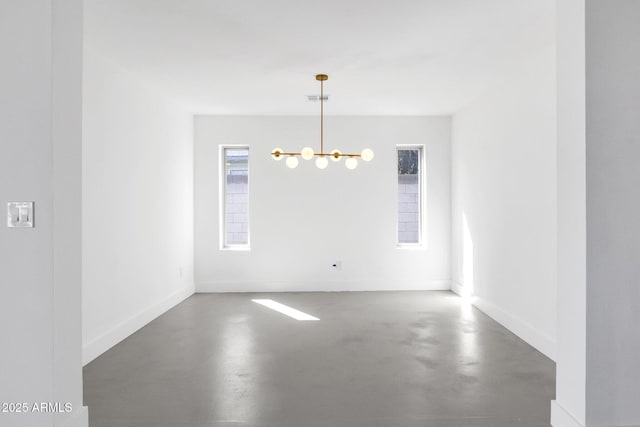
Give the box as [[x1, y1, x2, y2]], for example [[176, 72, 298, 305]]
[[1, 1, 640, 427]]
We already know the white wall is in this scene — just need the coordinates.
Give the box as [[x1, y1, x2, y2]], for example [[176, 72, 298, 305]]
[[82, 49, 194, 364], [0, 1, 86, 426], [584, 1, 640, 425], [551, 0, 586, 425], [195, 116, 451, 292], [451, 46, 557, 360], [554, 3, 640, 425]]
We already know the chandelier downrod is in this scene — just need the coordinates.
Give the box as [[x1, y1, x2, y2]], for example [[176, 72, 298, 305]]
[[271, 74, 374, 169], [318, 73, 326, 155]]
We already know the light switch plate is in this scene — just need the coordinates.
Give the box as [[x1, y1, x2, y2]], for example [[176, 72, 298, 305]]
[[7, 202, 34, 228]]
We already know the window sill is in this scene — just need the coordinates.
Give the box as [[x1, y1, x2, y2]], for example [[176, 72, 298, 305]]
[[396, 244, 426, 251], [220, 246, 251, 252]]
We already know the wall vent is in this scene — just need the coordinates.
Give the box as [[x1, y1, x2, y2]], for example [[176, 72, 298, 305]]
[[306, 94, 329, 102]]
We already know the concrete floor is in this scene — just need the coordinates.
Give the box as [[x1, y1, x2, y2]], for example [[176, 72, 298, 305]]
[[84, 291, 555, 427]]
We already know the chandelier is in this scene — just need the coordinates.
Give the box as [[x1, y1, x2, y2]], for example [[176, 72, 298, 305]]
[[271, 74, 374, 170]]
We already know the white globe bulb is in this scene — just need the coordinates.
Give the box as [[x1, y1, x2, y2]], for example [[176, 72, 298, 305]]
[[345, 157, 358, 170], [361, 148, 374, 162], [286, 156, 299, 168], [330, 149, 342, 162], [271, 148, 284, 161], [316, 157, 329, 169], [301, 147, 314, 160]]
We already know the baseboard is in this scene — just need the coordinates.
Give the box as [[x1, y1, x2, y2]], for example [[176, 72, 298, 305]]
[[196, 279, 451, 293], [551, 401, 583, 427], [451, 281, 555, 361], [57, 405, 88, 427], [473, 296, 555, 360], [450, 280, 466, 297], [83, 284, 194, 365]]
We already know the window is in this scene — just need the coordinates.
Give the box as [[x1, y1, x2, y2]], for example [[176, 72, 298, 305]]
[[397, 145, 424, 247], [220, 146, 249, 249]]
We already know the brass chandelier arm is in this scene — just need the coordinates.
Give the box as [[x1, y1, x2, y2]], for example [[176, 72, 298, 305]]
[[274, 152, 302, 156], [273, 152, 362, 158], [324, 153, 362, 157]]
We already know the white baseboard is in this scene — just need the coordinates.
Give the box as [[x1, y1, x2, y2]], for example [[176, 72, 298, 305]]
[[450, 281, 556, 361], [83, 284, 194, 365], [196, 279, 451, 293], [473, 296, 556, 360], [551, 401, 583, 427], [57, 405, 88, 427], [450, 280, 466, 297]]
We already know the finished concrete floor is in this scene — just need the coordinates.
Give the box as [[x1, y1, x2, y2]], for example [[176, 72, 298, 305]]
[[84, 291, 555, 427]]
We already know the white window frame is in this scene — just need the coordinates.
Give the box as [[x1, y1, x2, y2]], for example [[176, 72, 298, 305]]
[[219, 145, 250, 251], [396, 144, 426, 249]]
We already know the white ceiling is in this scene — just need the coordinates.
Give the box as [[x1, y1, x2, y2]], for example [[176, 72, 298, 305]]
[[84, 0, 555, 115]]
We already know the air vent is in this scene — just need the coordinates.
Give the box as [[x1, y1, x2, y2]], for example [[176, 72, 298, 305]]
[[306, 94, 329, 102]]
